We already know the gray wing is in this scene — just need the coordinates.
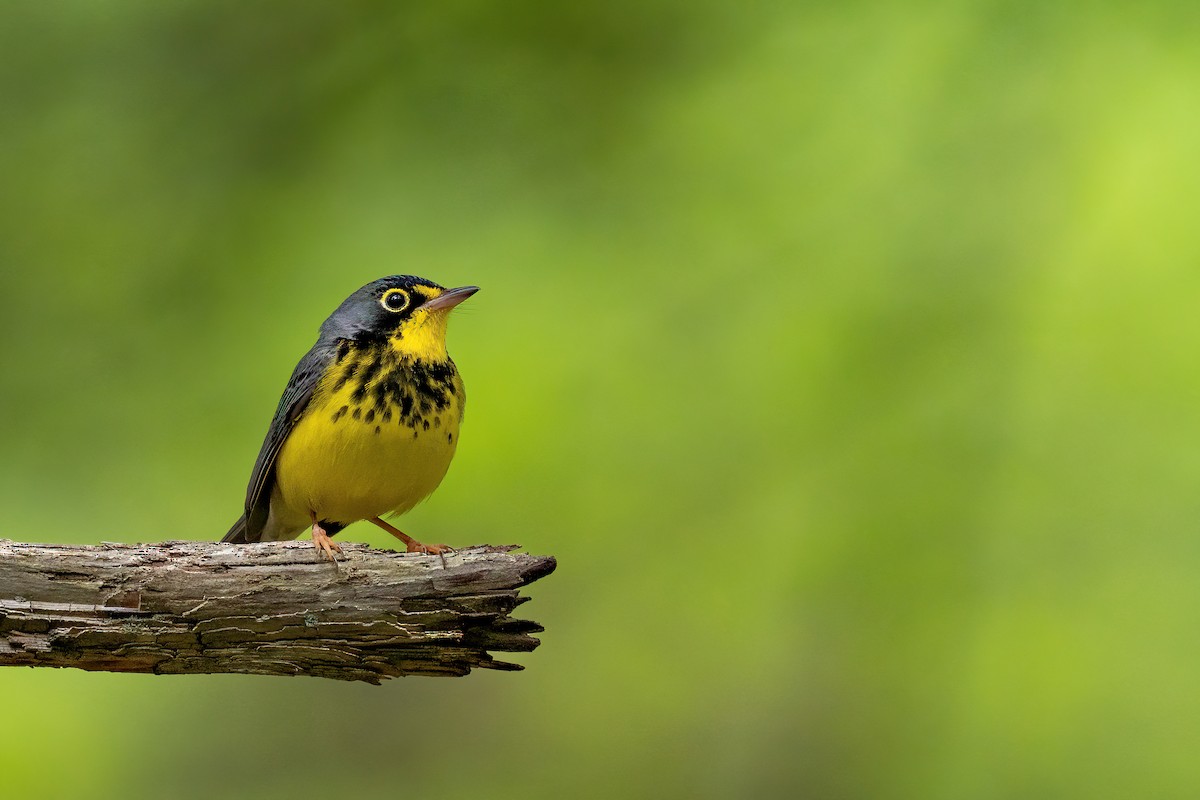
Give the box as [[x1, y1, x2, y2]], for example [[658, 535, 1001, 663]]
[[231, 343, 336, 542]]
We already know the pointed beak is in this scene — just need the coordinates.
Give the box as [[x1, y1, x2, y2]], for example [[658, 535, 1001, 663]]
[[423, 285, 479, 312]]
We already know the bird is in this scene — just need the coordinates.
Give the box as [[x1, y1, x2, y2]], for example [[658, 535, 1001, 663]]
[[222, 275, 478, 560]]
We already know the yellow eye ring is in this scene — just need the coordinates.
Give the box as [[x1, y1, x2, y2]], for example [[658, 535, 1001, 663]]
[[380, 288, 410, 313]]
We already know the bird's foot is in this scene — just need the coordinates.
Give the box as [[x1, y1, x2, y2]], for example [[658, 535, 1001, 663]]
[[406, 540, 454, 556], [406, 539, 452, 567], [311, 521, 342, 563]]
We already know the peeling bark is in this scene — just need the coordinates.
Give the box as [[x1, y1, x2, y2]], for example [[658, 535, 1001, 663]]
[[0, 540, 555, 684]]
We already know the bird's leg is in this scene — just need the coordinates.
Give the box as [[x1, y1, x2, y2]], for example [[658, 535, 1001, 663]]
[[369, 517, 453, 559], [310, 511, 342, 562]]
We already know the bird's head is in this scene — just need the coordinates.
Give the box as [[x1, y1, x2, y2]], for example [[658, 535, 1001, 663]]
[[320, 275, 478, 361]]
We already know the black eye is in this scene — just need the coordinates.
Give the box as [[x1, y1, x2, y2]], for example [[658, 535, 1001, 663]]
[[380, 289, 410, 313]]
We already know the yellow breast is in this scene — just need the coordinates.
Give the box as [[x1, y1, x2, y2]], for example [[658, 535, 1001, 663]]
[[271, 349, 465, 534]]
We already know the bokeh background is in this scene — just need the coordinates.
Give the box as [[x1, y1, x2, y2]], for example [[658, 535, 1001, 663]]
[[3, 2, 1200, 797]]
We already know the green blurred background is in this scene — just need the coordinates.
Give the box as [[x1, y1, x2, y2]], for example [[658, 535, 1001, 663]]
[[3, 1, 1200, 797]]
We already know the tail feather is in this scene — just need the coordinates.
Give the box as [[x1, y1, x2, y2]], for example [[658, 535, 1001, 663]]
[[222, 514, 250, 543]]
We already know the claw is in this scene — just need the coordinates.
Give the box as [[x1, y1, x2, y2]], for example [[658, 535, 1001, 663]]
[[409, 541, 454, 566], [309, 515, 342, 565], [408, 541, 453, 555]]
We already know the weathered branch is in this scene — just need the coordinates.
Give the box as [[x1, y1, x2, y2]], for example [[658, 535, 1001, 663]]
[[0, 539, 555, 684]]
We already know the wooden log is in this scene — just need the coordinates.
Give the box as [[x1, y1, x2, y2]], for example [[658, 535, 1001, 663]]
[[0, 539, 555, 684]]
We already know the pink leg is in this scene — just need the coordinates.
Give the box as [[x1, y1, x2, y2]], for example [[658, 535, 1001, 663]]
[[369, 517, 453, 557]]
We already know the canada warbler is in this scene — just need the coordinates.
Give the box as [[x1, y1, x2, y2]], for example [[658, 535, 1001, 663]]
[[222, 275, 478, 560]]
